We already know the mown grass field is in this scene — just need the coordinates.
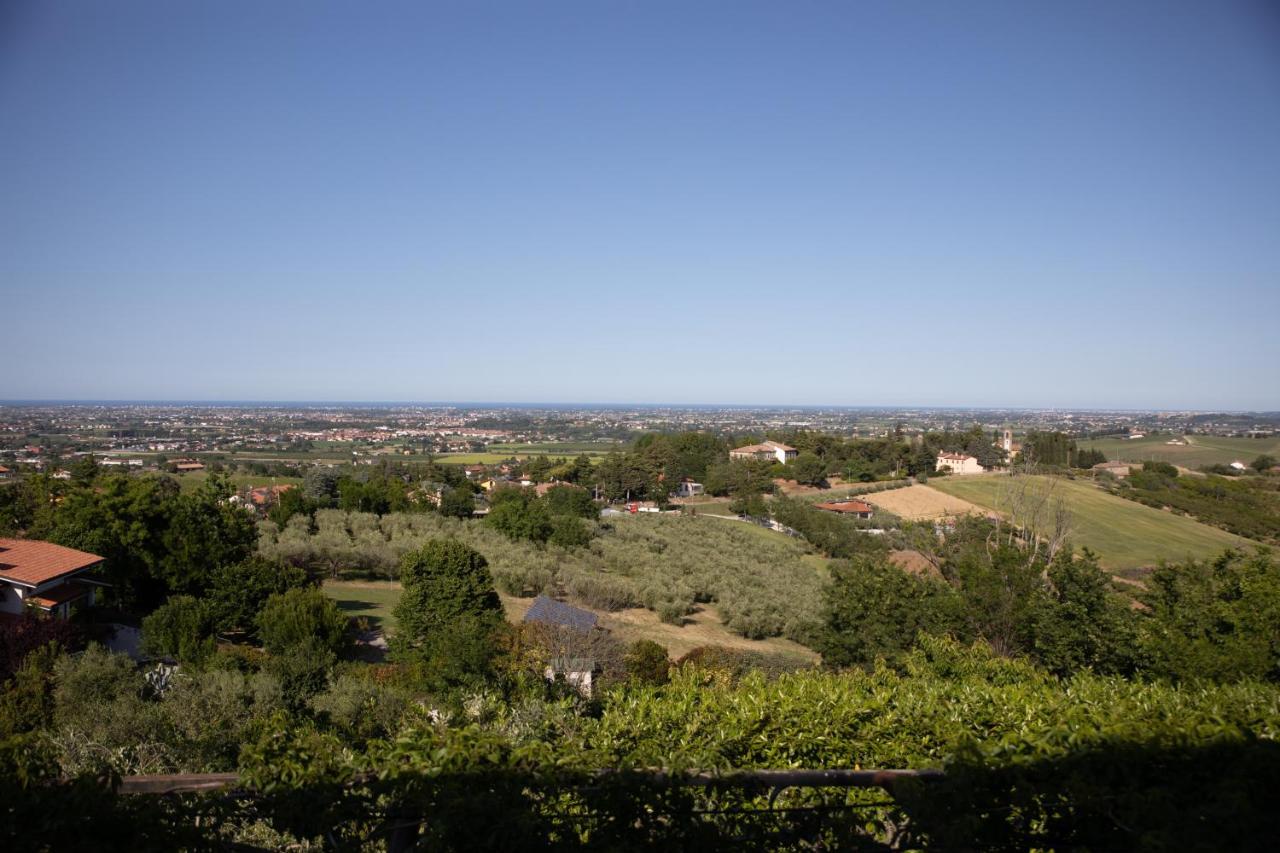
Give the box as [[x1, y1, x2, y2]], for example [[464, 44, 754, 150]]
[[321, 579, 818, 661], [928, 474, 1249, 570], [487, 442, 619, 456], [173, 470, 303, 494], [1080, 434, 1280, 468]]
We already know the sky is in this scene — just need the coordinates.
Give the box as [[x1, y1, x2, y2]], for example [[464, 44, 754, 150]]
[[2, 1, 1278, 409]]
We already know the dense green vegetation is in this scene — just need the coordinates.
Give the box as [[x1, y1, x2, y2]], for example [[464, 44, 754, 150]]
[[4, 637, 1278, 849]]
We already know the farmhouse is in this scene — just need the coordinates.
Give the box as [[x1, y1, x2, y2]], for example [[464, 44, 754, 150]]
[[1092, 461, 1132, 478], [173, 459, 205, 472], [729, 440, 798, 464], [813, 499, 874, 519], [936, 452, 983, 475], [0, 465, 9, 479], [0, 538, 106, 620]]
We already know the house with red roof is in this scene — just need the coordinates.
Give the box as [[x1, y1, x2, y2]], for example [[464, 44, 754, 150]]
[[0, 539, 106, 620], [729, 441, 798, 464], [935, 452, 983, 475]]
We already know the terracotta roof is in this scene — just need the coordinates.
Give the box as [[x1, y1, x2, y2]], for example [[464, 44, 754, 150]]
[[937, 452, 975, 461], [731, 444, 777, 454], [813, 500, 874, 514], [28, 581, 93, 609], [0, 539, 104, 587]]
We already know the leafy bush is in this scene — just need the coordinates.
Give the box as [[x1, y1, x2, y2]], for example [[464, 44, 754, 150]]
[[141, 595, 216, 663], [256, 587, 349, 656]]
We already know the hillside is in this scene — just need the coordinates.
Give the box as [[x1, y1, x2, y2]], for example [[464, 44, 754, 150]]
[[928, 474, 1249, 571]]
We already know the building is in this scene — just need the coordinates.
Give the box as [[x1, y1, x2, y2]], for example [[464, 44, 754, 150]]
[[812, 499, 874, 519], [936, 452, 983, 475], [0, 538, 106, 620], [729, 440, 798, 464], [675, 478, 704, 497], [1092, 461, 1132, 478], [543, 657, 600, 697], [173, 459, 205, 473], [249, 484, 295, 506], [1230, 461, 1248, 472], [523, 595, 599, 632], [0, 465, 9, 480]]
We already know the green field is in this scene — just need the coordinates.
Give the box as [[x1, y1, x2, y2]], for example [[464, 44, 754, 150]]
[[487, 442, 618, 456], [1081, 433, 1280, 468], [173, 470, 303, 494], [929, 474, 1249, 571], [323, 580, 402, 633]]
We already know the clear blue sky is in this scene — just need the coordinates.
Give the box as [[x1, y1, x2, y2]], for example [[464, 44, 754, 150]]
[[2, 1, 1278, 409]]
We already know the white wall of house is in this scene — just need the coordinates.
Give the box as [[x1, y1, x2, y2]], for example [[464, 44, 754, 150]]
[[937, 454, 983, 475]]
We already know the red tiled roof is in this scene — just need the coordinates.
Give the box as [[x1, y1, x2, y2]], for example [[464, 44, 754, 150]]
[[0, 539, 104, 587], [28, 581, 93, 609], [937, 452, 974, 461], [813, 500, 874, 514]]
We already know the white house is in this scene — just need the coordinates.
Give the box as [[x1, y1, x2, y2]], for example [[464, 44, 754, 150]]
[[675, 478, 704, 497], [729, 441, 798, 464], [1230, 461, 1248, 472], [936, 452, 983, 475]]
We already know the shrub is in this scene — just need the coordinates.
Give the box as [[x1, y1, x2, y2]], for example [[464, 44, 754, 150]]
[[141, 596, 216, 663], [256, 587, 349, 656]]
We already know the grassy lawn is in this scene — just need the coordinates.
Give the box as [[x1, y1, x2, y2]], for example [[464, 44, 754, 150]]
[[1080, 434, 1280, 468], [487, 442, 618, 456], [173, 470, 303, 494], [929, 475, 1250, 571], [323, 580, 403, 634]]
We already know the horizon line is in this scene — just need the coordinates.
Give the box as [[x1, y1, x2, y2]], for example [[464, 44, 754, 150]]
[[1, 398, 1277, 415]]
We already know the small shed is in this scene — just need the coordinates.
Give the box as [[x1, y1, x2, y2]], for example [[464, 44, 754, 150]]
[[523, 595, 599, 632]]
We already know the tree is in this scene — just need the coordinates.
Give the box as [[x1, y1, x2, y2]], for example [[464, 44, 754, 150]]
[[159, 473, 258, 595], [1138, 549, 1280, 683], [624, 640, 671, 685], [207, 556, 308, 634], [392, 539, 503, 655], [818, 556, 962, 669], [256, 587, 349, 657], [1031, 550, 1138, 676], [303, 468, 343, 506], [1252, 454, 1277, 473], [541, 484, 598, 519], [268, 488, 317, 527], [549, 515, 593, 550], [790, 453, 828, 487], [486, 493, 553, 543], [438, 487, 476, 519], [141, 595, 217, 663], [729, 491, 767, 519]]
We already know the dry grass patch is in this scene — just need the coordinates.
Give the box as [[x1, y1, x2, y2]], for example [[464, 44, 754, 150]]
[[861, 484, 987, 521]]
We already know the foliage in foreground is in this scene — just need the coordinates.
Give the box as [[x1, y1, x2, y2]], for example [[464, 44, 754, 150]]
[[5, 638, 1277, 851]]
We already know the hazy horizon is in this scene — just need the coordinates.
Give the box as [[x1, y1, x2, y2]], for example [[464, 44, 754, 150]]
[[3, 2, 1278, 408]]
